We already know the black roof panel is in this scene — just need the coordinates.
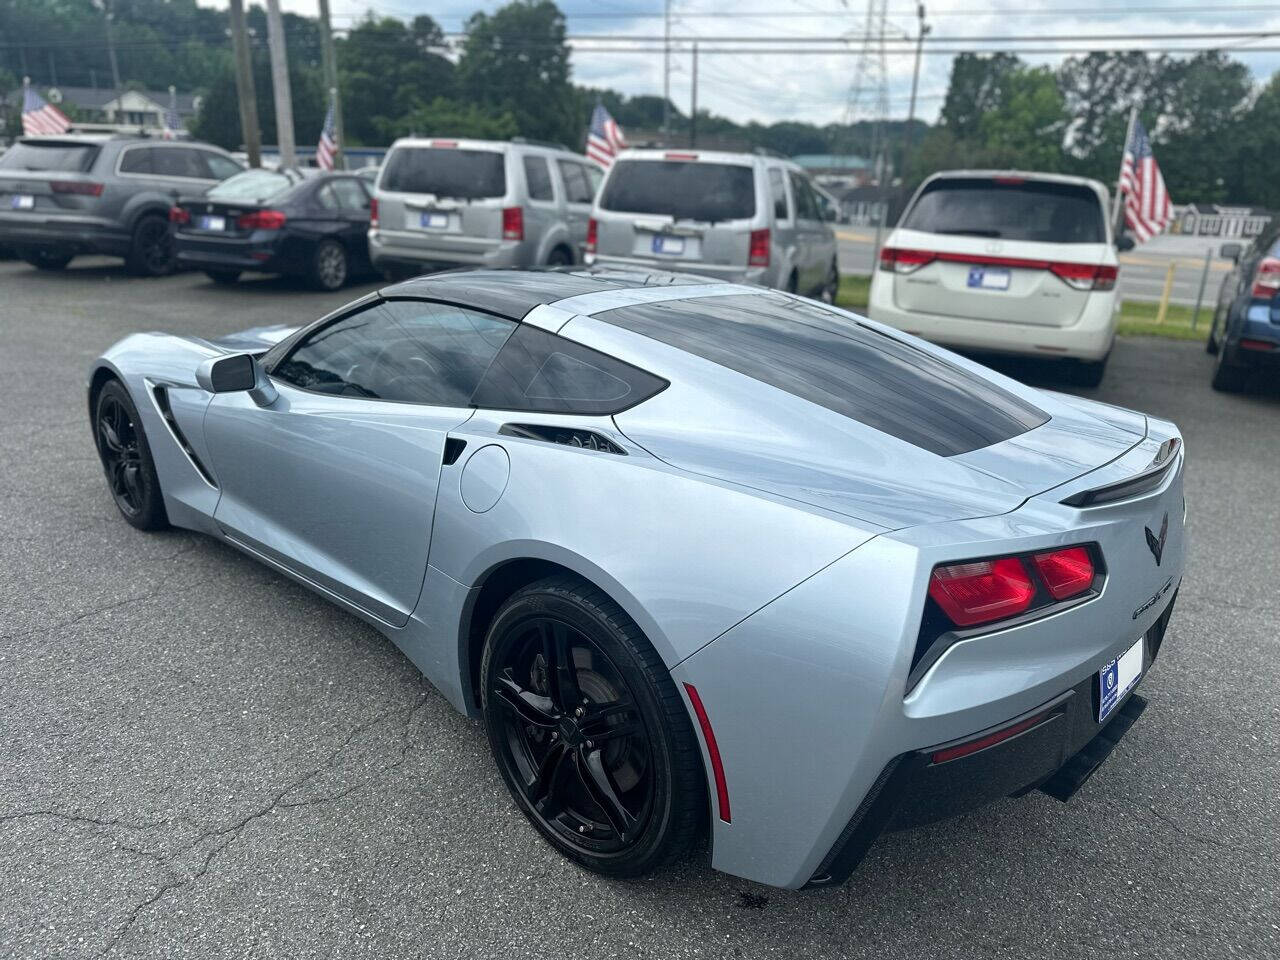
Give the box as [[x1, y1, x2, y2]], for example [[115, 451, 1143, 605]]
[[379, 268, 714, 319]]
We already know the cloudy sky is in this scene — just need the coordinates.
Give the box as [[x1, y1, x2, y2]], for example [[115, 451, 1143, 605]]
[[250, 0, 1280, 125]]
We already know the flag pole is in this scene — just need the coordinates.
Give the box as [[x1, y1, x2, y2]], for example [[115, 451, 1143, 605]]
[[1112, 105, 1138, 239]]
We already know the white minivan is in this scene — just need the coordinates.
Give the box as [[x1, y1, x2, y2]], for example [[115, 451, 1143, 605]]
[[868, 171, 1127, 385]]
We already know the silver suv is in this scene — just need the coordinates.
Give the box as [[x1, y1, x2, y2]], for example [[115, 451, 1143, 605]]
[[0, 134, 243, 275], [368, 137, 602, 278], [587, 148, 840, 299]]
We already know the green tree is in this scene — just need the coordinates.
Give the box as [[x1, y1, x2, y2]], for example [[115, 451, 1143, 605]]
[[380, 97, 518, 142], [978, 66, 1068, 171], [1231, 72, 1280, 208], [457, 0, 576, 146], [940, 53, 1022, 139]]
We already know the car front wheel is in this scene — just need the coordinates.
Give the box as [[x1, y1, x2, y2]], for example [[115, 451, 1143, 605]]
[[93, 380, 169, 530], [480, 576, 704, 878]]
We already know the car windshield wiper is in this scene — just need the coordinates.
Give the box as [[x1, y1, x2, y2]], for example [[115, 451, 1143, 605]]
[[935, 228, 1002, 237]]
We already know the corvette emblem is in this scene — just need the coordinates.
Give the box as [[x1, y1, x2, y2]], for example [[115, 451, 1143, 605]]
[[1144, 512, 1169, 566]]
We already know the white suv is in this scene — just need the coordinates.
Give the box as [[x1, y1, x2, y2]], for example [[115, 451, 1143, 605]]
[[868, 171, 1124, 385]]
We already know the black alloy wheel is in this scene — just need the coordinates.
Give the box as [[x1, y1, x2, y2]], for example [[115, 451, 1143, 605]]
[[94, 381, 168, 530], [126, 215, 175, 276], [821, 261, 840, 304], [311, 239, 348, 291], [481, 577, 703, 877]]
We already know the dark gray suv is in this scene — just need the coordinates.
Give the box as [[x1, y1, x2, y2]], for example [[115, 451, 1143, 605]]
[[0, 135, 243, 274]]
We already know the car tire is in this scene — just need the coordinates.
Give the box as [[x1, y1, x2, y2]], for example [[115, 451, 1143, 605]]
[[21, 249, 74, 271], [480, 575, 704, 879], [310, 239, 349, 291], [1205, 321, 1220, 355], [546, 246, 573, 268], [785, 271, 798, 295], [93, 379, 169, 531], [125, 214, 175, 277], [820, 261, 839, 304], [205, 270, 240, 285], [1073, 356, 1108, 388], [1211, 344, 1248, 393]]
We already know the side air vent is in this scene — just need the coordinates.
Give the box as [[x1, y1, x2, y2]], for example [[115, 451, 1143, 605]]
[[152, 385, 217, 487], [498, 423, 627, 455], [442, 437, 467, 466]]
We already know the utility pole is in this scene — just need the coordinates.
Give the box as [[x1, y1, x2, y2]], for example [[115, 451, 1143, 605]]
[[662, 0, 671, 142], [102, 0, 122, 96], [265, 0, 296, 167], [317, 0, 344, 169], [689, 42, 698, 149], [228, 0, 261, 168], [901, 3, 930, 183]]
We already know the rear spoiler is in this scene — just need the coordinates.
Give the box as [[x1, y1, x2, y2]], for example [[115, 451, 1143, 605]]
[[1060, 438, 1181, 508]]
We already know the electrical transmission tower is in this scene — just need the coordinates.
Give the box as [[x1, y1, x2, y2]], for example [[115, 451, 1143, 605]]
[[841, 0, 891, 184]]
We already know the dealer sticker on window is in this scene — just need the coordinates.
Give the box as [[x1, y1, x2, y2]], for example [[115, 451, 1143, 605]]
[[1098, 636, 1144, 722]]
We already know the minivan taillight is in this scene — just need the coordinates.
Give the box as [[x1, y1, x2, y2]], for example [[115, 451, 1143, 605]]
[[369, 197, 378, 228], [1050, 261, 1118, 292], [503, 206, 524, 241], [168, 206, 190, 225], [748, 228, 770, 267], [1252, 256, 1280, 298], [236, 209, 286, 230], [586, 217, 598, 253], [879, 246, 935, 273], [51, 180, 103, 196]]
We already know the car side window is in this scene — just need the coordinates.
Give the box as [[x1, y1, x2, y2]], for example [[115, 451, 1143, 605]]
[[523, 156, 554, 201], [316, 183, 340, 211], [273, 300, 515, 405], [153, 147, 207, 179], [329, 178, 369, 210], [584, 163, 604, 197], [471, 323, 667, 415], [557, 160, 593, 204], [791, 174, 820, 221], [769, 168, 790, 221], [204, 152, 243, 180], [119, 146, 153, 175]]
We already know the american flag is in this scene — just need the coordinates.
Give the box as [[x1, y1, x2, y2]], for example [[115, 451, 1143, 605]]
[[161, 107, 184, 140], [22, 85, 71, 136], [586, 104, 626, 170], [316, 102, 338, 171], [1119, 117, 1172, 243]]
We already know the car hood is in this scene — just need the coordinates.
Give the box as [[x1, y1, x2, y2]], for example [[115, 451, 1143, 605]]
[[615, 385, 1146, 532], [205, 323, 299, 353]]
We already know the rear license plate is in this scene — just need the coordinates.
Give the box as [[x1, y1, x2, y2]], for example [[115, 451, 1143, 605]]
[[967, 266, 1010, 290], [199, 215, 226, 231], [11, 194, 35, 210], [1098, 636, 1144, 721], [652, 234, 685, 255], [419, 212, 449, 229]]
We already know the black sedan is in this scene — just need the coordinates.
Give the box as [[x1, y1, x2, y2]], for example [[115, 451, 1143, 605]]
[[170, 169, 373, 290]]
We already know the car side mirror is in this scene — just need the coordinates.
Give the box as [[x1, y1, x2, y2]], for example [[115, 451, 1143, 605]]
[[1115, 234, 1135, 253], [1220, 242, 1242, 263], [196, 353, 278, 406]]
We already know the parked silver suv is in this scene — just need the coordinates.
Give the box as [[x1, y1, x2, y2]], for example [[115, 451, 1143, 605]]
[[587, 148, 840, 299], [0, 134, 243, 274], [368, 137, 602, 278]]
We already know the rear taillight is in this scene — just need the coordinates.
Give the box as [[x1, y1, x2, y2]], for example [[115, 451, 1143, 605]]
[[1051, 261, 1117, 292], [1031, 547, 1095, 601], [51, 180, 103, 196], [928, 558, 1035, 628], [879, 246, 935, 274], [236, 209, 286, 230], [586, 216, 598, 253], [1239, 338, 1277, 351], [168, 206, 190, 225], [502, 206, 524, 241], [1252, 256, 1280, 298], [369, 197, 378, 228], [748, 228, 770, 267]]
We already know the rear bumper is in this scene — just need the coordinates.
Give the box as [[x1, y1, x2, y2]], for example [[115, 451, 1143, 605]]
[[368, 229, 526, 270], [1225, 304, 1280, 368], [0, 214, 129, 257], [867, 272, 1118, 361], [589, 252, 769, 287], [805, 595, 1174, 887], [174, 233, 290, 274]]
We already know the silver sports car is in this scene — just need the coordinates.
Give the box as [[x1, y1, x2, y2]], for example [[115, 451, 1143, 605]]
[[88, 269, 1186, 890]]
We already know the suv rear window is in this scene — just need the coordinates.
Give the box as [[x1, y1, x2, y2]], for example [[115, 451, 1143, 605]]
[[381, 147, 506, 199], [901, 177, 1105, 244], [600, 160, 756, 222], [599, 293, 1048, 457], [0, 140, 99, 172]]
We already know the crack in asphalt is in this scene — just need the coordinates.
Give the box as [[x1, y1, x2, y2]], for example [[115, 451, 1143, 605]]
[[95, 693, 432, 957]]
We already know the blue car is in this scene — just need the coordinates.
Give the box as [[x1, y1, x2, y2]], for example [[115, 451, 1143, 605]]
[[1207, 233, 1280, 391]]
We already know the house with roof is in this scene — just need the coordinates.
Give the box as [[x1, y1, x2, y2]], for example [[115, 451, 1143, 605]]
[[29, 85, 201, 137]]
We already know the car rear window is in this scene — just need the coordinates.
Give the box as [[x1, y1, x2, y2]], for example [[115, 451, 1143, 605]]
[[598, 293, 1048, 457], [0, 140, 99, 172], [901, 177, 1106, 244], [206, 169, 300, 204], [381, 147, 506, 199], [600, 160, 756, 222]]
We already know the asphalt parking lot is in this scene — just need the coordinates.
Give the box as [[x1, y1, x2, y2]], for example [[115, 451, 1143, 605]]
[[2, 258, 1278, 960]]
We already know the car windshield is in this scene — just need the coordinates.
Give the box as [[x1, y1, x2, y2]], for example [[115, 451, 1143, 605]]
[[0, 140, 99, 172], [206, 169, 299, 204], [381, 147, 506, 199], [901, 177, 1106, 244], [600, 160, 756, 222]]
